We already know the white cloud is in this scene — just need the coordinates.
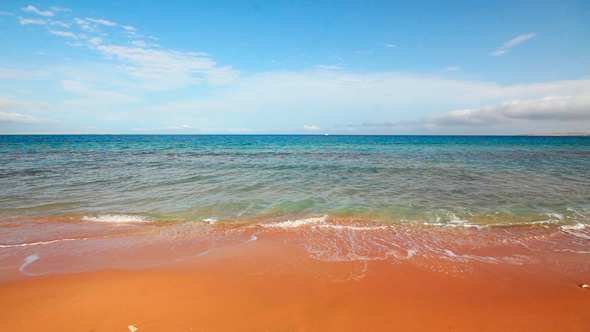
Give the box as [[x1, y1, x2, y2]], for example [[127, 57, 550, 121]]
[[314, 65, 343, 70], [0, 99, 17, 109], [385, 44, 396, 48], [74, 18, 93, 31], [61, 80, 141, 106], [441, 66, 459, 72], [88, 37, 102, 45], [0, 97, 55, 132], [133, 125, 257, 133], [137, 72, 590, 133], [22, 5, 54, 17], [303, 125, 319, 130], [19, 18, 47, 25], [95, 45, 238, 89], [13, 7, 237, 91], [50, 20, 70, 28], [0, 111, 46, 123], [0, 96, 52, 125], [167, 124, 199, 130], [503, 33, 537, 48], [425, 95, 590, 127], [50, 7, 70, 12], [490, 50, 507, 56], [131, 40, 148, 47], [49, 30, 78, 38], [85, 17, 117, 26], [360, 121, 412, 130], [0, 68, 39, 79], [490, 33, 536, 56]]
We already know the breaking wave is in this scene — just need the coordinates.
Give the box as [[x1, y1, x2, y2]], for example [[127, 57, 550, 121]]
[[81, 214, 153, 223]]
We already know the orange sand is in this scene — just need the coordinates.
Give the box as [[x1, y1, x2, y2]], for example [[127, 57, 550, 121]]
[[1, 232, 589, 331]]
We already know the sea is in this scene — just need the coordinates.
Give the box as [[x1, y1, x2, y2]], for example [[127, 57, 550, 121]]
[[1, 135, 589, 277]]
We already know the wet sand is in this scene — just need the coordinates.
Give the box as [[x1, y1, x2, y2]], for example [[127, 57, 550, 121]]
[[1, 231, 589, 332]]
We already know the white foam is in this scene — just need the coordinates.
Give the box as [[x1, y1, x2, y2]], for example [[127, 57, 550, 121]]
[[19, 253, 39, 274], [560, 223, 590, 240], [0, 237, 88, 248], [194, 248, 218, 257], [82, 214, 152, 223], [448, 214, 467, 224], [317, 224, 388, 231], [243, 234, 258, 244], [421, 213, 485, 229], [261, 215, 327, 228], [545, 213, 565, 221], [561, 223, 586, 230], [203, 218, 218, 224], [563, 231, 590, 240]]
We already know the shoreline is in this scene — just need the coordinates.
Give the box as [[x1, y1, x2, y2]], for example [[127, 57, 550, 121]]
[[1, 227, 589, 331]]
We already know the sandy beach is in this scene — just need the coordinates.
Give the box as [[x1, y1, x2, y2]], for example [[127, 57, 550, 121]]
[[1, 228, 588, 332]]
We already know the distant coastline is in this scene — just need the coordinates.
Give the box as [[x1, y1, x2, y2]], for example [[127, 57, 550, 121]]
[[521, 132, 590, 136]]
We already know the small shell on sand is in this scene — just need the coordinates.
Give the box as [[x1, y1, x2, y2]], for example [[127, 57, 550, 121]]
[[578, 284, 590, 289], [128, 325, 139, 332]]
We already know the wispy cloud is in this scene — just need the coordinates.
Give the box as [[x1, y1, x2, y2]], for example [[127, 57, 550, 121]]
[[49, 30, 78, 39], [0, 97, 56, 133], [134, 125, 256, 133], [0, 111, 47, 123], [13, 7, 238, 90], [95, 45, 238, 89], [360, 121, 412, 130], [303, 125, 319, 130], [88, 37, 102, 45], [131, 40, 157, 48], [314, 65, 343, 70], [61, 80, 141, 106], [73, 18, 92, 31], [0, 96, 52, 126], [385, 44, 396, 48], [167, 124, 200, 130], [490, 33, 536, 56], [0, 67, 40, 80], [85, 17, 117, 26], [19, 18, 47, 25], [22, 5, 54, 17], [440, 66, 459, 72], [50, 20, 70, 28]]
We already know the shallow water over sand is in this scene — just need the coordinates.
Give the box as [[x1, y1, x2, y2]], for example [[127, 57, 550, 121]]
[[1, 215, 588, 281]]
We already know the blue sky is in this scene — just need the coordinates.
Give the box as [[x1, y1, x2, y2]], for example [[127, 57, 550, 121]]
[[1, 0, 589, 134]]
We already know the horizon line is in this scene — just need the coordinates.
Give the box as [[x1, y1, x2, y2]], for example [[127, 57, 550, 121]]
[[1, 133, 589, 137]]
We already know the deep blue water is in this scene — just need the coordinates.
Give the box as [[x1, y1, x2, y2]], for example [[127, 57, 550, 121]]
[[1, 135, 589, 226]]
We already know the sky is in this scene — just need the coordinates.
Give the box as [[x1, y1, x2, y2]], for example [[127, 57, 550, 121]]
[[0, 0, 589, 134]]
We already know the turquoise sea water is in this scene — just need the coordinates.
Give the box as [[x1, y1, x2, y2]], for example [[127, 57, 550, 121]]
[[1, 135, 589, 226]]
